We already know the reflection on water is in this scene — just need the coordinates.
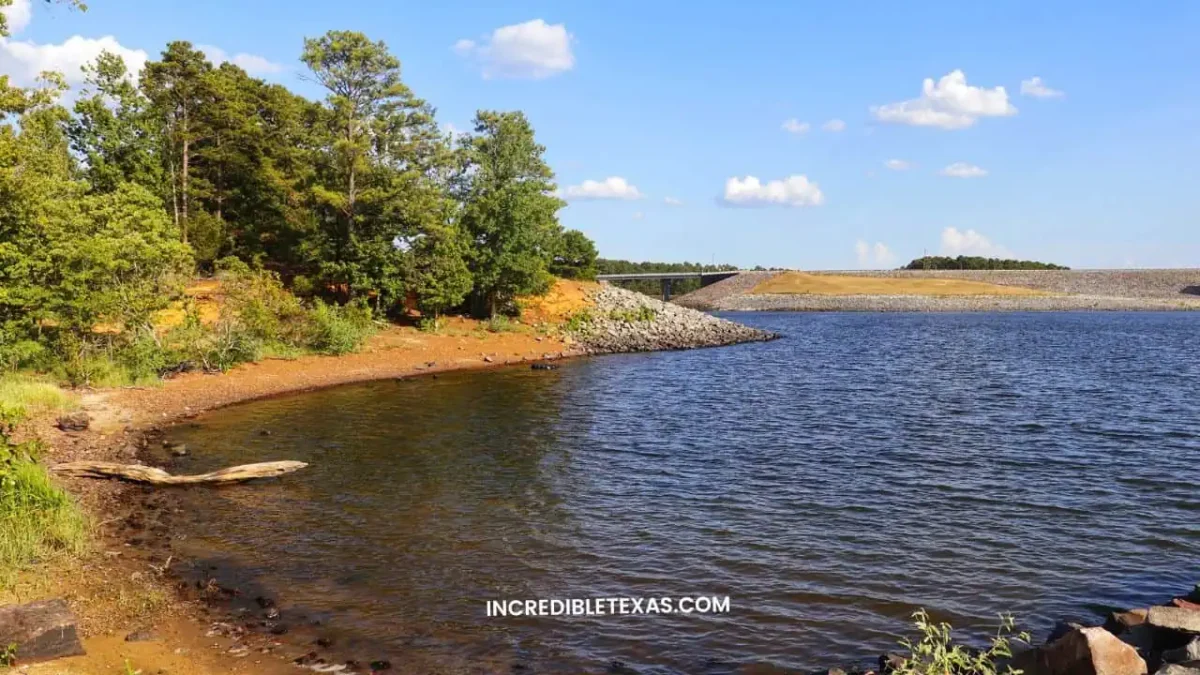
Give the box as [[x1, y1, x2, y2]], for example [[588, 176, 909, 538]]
[[167, 312, 1200, 673]]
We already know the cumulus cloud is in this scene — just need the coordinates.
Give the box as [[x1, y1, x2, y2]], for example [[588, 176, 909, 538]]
[[722, 175, 824, 207], [664, 197, 683, 206], [872, 70, 1017, 129], [198, 44, 283, 76], [0, 34, 149, 87], [454, 19, 574, 79], [940, 162, 988, 178], [1, 0, 32, 34], [562, 177, 643, 201], [940, 227, 1012, 257], [855, 240, 897, 269], [822, 118, 846, 132], [884, 159, 913, 171], [1020, 76, 1064, 99], [782, 118, 810, 135]]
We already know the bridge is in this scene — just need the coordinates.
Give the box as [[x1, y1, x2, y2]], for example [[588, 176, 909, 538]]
[[596, 271, 742, 301]]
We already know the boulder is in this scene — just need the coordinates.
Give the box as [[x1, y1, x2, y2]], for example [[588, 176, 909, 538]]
[[1155, 666, 1200, 675], [1108, 610, 1150, 635], [1149, 607, 1200, 634], [1161, 638, 1200, 664], [1173, 600, 1200, 612], [55, 412, 89, 432], [0, 599, 86, 665], [1013, 626, 1147, 675]]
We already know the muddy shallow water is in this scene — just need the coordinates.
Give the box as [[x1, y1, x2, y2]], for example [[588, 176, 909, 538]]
[[165, 312, 1200, 673]]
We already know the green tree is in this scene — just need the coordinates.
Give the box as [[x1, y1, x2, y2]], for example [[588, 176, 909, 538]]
[[70, 51, 164, 195], [457, 111, 564, 316], [300, 30, 449, 309], [549, 229, 599, 280], [409, 223, 472, 317], [142, 41, 213, 243]]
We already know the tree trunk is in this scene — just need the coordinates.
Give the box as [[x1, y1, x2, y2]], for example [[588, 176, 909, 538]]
[[181, 107, 190, 244], [53, 460, 308, 486]]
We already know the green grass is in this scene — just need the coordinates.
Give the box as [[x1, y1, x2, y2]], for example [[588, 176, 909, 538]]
[[0, 459, 89, 588], [0, 374, 79, 420]]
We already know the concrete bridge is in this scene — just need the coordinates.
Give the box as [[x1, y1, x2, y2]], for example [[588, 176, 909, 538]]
[[596, 271, 742, 301]]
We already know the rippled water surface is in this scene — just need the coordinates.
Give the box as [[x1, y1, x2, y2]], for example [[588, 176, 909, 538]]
[[167, 312, 1200, 673]]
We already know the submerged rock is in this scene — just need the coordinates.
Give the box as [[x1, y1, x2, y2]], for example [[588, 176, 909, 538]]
[[0, 598, 86, 664], [1161, 637, 1200, 664]]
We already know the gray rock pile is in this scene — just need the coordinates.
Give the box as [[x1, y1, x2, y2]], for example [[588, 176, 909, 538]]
[[567, 284, 778, 354]]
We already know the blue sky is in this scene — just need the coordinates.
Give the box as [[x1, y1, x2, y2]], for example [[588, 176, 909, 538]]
[[3, 0, 1198, 268]]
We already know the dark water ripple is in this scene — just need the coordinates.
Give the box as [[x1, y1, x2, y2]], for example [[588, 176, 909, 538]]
[[167, 312, 1200, 674]]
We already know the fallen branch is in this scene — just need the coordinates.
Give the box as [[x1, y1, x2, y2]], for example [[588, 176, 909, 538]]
[[52, 460, 308, 485]]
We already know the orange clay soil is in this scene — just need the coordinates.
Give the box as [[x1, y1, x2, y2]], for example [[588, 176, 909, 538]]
[[11, 280, 600, 674]]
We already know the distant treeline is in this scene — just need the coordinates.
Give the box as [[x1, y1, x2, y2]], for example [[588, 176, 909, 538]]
[[903, 256, 1069, 271], [596, 259, 741, 296]]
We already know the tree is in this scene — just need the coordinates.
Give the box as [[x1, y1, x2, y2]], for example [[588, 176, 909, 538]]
[[300, 30, 450, 309], [142, 41, 213, 243], [457, 111, 564, 316], [409, 223, 472, 317], [549, 229, 598, 280], [70, 51, 163, 195]]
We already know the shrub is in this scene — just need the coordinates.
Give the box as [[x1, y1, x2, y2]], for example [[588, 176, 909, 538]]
[[483, 315, 518, 333], [307, 300, 375, 355], [417, 316, 443, 333], [562, 309, 594, 333], [893, 609, 1029, 675], [608, 306, 657, 323]]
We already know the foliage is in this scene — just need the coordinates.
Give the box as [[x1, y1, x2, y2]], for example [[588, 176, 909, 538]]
[[562, 309, 595, 333], [409, 223, 473, 318], [306, 300, 375, 355], [550, 229, 599, 280], [0, 374, 78, 420], [0, 414, 87, 586], [483, 315, 518, 333], [893, 610, 1029, 675], [608, 306, 657, 323], [457, 111, 563, 316], [903, 256, 1069, 271]]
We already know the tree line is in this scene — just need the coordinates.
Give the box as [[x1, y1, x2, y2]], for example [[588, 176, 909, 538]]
[[0, 27, 599, 381], [596, 259, 739, 296], [903, 256, 1069, 271]]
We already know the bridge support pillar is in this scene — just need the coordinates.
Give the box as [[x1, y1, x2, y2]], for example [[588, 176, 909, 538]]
[[661, 278, 672, 301]]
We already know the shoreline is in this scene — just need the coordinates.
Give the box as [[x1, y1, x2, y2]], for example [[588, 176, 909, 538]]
[[12, 296, 776, 673]]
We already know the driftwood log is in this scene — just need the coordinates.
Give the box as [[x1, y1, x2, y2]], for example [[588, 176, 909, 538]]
[[52, 460, 307, 485]]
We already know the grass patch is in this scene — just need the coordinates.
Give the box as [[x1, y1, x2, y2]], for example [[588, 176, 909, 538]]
[[482, 315, 520, 333], [0, 374, 79, 420], [608, 306, 658, 323], [751, 272, 1047, 297], [0, 458, 88, 588]]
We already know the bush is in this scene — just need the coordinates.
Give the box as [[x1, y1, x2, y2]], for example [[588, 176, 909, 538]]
[[483, 315, 518, 333], [893, 610, 1029, 675], [608, 306, 657, 323], [307, 300, 375, 355], [562, 309, 594, 333]]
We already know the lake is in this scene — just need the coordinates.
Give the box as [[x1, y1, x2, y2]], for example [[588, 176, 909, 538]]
[[164, 312, 1200, 674]]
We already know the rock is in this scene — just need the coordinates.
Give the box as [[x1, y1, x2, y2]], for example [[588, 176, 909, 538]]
[[1120, 624, 1157, 654], [1155, 666, 1200, 675], [1049, 622, 1088, 644], [124, 629, 157, 642], [483, 355, 494, 363], [1162, 638, 1200, 664], [1014, 626, 1147, 675], [1149, 607, 1200, 634], [1173, 600, 1200, 612], [879, 652, 907, 673], [259, 429, 272, 436], [55, 412, 89, 432], [370, 660, 392, 671], [1108, 610, 1150, 635], [170, 444, 189, 457], [0, 598, 86, 664], [531, 363, 558, 371]]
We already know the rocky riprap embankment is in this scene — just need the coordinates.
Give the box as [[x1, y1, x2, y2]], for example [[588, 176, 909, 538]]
[[567, 284, 777, 353]]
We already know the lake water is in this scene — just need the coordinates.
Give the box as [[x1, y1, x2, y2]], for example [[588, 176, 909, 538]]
[[165, 312, 1200, 674]]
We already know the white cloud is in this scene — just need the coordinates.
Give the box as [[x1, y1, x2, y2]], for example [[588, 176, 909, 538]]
[[562, 177, 643, 201], [664, 197, 683, 206], [0, 34, 148, 87], [939, 162, 988, 178], [722, 175, 824, 208], [198, 44, 283, 76], [822, 118, 846, 132], [855, 239, 897, 269], [1020, 76, 1064, 99], [632, 211, 645, 221], [884, 159, 913, 171], [454, 19, 574, 79], [782, 118, 810, 135], [1, 0, 32, 34], [872, 70, 1017, 129], [940, 227, 1012, 257]]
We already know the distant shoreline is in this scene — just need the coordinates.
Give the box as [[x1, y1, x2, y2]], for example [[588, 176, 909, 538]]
[[675, 269, 1200, 312]]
